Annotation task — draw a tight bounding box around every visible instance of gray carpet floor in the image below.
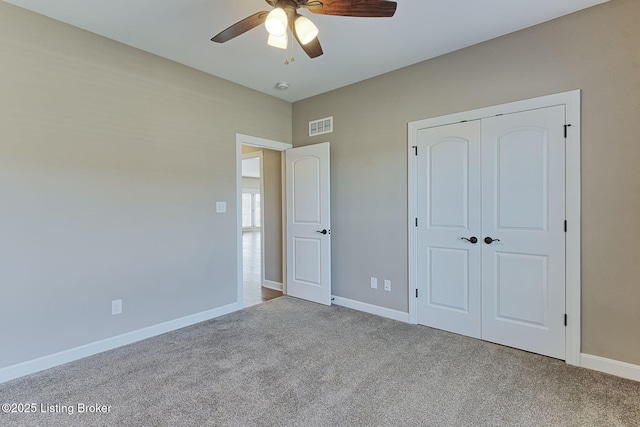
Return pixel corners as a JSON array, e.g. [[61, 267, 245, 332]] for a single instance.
[[1, 296, 639, 426]]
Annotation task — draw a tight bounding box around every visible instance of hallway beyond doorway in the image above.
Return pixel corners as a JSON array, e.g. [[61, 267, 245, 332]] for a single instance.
[[243, 231, 281, 307]]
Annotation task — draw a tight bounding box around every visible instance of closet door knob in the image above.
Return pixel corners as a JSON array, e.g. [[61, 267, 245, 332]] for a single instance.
[[461, 237, 478, 244], [484, 237, 500, 244]]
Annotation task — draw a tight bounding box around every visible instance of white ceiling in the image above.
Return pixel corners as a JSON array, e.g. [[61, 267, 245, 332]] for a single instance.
[[3, 0, 609, 102]]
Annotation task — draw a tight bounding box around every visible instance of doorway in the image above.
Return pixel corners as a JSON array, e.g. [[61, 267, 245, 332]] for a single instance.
[[241, 151, 272, 306], [408, 90, 582, 365], [236, 134, 292, 308]]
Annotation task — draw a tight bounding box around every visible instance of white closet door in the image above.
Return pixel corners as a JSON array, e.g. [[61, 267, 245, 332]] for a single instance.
[[415, 105, 567, 360], [481, 106, 566, 359], [416, 121, 482, 338]]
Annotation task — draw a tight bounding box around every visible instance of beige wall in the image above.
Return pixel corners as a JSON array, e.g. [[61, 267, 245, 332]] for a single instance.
[[3, 0, 639, 372], [0, 2, 291, 368], [242, 146, 283, 284], [293, 0, 640, 365]]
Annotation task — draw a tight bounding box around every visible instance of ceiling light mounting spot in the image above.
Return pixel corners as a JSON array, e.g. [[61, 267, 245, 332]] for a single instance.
[[276, 82, 290, 90]]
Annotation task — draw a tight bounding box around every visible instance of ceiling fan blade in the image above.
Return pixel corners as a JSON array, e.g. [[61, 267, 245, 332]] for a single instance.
[[290, 17, 323, 58], [299, 36, 323, 58], [306, 0, 397, 17], [211, 11, 269, 43]]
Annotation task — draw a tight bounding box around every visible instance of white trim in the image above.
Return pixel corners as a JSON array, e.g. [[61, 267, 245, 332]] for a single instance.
[[332, 296, 410, 323], [407, 90, 581, 366], [408, 91, 580, 128], [581, 354, 640, 382], [281, 152, 288, 295], [237, 133, 292, 152], [564, 91, 582, 367], [263, 280, 283, 291], [236, 134, 291, 307], [0, 302, 240, 384], [408, 140, 418, 324]]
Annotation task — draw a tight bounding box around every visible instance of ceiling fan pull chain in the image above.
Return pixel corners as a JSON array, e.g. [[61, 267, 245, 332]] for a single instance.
[[284, 29, 290, 64], [289, 29, 295, 64]]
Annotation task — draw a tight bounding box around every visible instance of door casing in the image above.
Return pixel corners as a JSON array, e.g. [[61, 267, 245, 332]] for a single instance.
[[408, 90, 581, 366]]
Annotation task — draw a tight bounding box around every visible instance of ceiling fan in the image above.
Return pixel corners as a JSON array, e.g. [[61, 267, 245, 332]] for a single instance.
[[211, 0, 398, 59]]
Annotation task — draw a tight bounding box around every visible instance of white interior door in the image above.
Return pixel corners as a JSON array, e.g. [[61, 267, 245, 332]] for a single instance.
[[416, 105, 566, 360], [416, 121, 482, 338], [481, 106, 566, 359], [285, 142, 331, 305]]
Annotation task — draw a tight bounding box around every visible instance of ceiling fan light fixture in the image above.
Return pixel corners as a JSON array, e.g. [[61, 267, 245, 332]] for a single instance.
[[294, 15, 319, 45], [265, 7, 288, 37], [268, 32, 288, 50]]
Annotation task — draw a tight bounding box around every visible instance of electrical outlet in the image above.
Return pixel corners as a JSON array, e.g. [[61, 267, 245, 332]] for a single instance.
[[111, 299, 123, 315], [370, 277, 378, 289], [384, 280, 391, 292]]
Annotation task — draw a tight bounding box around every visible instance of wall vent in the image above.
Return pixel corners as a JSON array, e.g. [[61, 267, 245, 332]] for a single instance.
[[309, 116, 333, 137]]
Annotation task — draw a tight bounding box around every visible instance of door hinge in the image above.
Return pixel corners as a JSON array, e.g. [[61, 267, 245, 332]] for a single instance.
[[412, 145, 417, 156], [416, 289, 419, 298], [564, 124, 572, 138], [415, 218, 418, 227], [564, 220, 567, 232], [564, 314, 568, 326]]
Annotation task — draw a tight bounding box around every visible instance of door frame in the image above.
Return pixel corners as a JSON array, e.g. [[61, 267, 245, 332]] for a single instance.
[[236, 134, 292, 306], [407, 90, 581, 366]]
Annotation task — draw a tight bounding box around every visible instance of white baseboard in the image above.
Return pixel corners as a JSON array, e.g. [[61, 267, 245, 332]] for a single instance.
[[263, 280, 283, 291], [332, 296, 409, 323], [581, 353, 640, 382], [10, 300, 637, 386], [0, 302, 241, 385], [329, 299, 640, 383]]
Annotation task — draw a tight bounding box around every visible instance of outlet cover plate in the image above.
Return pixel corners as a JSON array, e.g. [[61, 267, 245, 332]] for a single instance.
[[112, 299, 123, 315]]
